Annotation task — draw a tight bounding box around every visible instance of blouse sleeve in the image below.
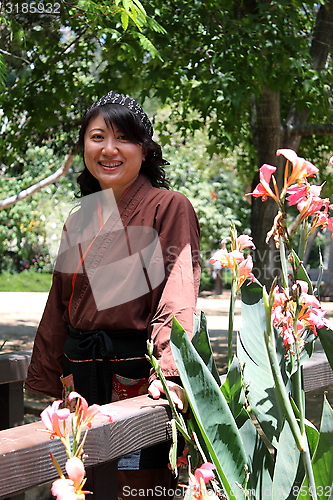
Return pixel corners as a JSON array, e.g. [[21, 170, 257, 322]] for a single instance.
[[24, 271, 68, 399], [148, 192, 201, 382]]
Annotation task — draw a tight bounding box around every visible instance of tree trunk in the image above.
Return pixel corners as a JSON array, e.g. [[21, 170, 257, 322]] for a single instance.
[[250, 0, 333, 288], [251, 87, 283, 288]]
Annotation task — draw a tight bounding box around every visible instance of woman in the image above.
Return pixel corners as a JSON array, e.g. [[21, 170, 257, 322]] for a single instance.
[[25, 90, 201, 498]]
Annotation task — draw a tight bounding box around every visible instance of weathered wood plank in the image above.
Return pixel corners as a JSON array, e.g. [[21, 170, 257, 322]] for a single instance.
[[0, 395, 172, 498], [219, 350, 333, 393], [303, 351, 333, 393], [0, 351, 32, 384]]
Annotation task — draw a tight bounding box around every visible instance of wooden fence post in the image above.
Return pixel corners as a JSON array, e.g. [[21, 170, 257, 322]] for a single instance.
[[86, 461, 119, 500]]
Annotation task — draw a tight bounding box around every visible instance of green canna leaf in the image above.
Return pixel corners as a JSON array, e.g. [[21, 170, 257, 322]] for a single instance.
[[297, 396, 333, 500], [238, 282, 291, 448], [221, 355, 245, 419], [171, 317, 248, 500], [317, 326, 333, 373], [192, 311, 221, 386], [272, 419, 300, 500]]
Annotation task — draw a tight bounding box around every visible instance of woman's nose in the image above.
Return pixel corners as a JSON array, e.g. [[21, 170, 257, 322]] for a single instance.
[[102, 138, 118, 155]]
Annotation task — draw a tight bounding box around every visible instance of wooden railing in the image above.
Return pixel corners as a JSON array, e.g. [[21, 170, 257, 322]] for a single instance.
[[0, 393, 172, 500], [0, 349, 332, 499]]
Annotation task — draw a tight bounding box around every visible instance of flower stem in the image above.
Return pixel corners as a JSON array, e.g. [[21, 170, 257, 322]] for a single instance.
[[279, 236, 288, 289], [228, 279, 236, 368], [263, 288, 318, 499], [146, 340, 192, 442], [298, 220, 308, 262]]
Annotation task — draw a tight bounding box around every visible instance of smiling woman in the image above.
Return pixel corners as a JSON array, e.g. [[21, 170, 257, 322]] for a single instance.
[[25, 90, 201, 499]]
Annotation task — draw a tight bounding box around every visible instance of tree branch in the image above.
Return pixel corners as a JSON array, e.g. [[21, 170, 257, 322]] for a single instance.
[[284, 122, 333, 137], [0, 154, 75, 210], [0, 48, 31, 65]]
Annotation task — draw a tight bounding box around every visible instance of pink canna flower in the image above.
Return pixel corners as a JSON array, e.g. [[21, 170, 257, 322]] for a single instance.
[[40, 401, 70, 440], [276, 149, 319, 186], [282, 325, 297, 350], [286, 184, 309, 206], [51, 478, 90, 500], [246, 164, 279, 202], [68, 392, 104, 428], [66, 457, 86, 491], [300, 308, 328, 335], [294, 185, 330, 226], [51, 458, 92, 499], [194, 462, 216, 484], [236, 234, 256, 250], [328, 156, 333, 167], [210, 248, 244, 271], [51, 478, 81, 500], [184, 462, 216, 499], [98, 405, 115, 422], [271, 281, 330, 351], [276, 148, 298, 165]]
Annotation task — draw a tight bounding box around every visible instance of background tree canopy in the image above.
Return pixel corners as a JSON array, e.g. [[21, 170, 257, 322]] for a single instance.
[[1, 0, 333, 286]]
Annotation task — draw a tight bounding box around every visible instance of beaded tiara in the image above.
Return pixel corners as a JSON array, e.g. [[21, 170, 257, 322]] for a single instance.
[[87, 90, 153, 137]]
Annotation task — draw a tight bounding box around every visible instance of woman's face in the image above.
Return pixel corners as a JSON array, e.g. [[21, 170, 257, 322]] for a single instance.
[[84, 113, 145, 199]]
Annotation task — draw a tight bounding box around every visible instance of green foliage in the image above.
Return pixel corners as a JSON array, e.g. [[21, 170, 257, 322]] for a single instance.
[[144, 5, 325, 129], [0, 146, 77, 273], [0, 0, 164, 168], [162, 124, 251, 259]]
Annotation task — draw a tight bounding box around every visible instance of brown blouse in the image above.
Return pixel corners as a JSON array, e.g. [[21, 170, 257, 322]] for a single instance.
[[25, 175, 201, 398]]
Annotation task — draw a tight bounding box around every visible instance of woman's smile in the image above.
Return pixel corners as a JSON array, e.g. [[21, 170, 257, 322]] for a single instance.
[[99, 161, 123, 169]]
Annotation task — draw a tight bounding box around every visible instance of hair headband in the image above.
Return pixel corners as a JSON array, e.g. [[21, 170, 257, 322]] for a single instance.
[[87, 90, 153, 138]]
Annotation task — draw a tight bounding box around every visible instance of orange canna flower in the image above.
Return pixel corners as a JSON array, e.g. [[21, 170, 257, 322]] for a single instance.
[[238, 255, 255, 290], [276, 148, 318, 186]]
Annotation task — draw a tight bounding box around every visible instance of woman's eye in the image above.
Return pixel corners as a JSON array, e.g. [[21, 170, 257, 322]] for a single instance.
[[117, 134, 128, 141]]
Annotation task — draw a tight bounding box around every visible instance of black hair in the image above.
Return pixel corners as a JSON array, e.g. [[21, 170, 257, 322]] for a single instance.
[[76, 103, 169, 197]]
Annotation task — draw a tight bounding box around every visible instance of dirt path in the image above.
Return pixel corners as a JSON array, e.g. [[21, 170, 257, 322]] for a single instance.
[[1, 291, 333, 371]]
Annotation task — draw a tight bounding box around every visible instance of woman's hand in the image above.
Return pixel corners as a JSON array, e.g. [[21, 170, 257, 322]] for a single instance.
[[148, 380, 188, 412]]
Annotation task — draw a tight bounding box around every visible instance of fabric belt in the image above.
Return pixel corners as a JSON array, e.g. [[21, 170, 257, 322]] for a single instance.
[[64, 325, 148, 404]]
